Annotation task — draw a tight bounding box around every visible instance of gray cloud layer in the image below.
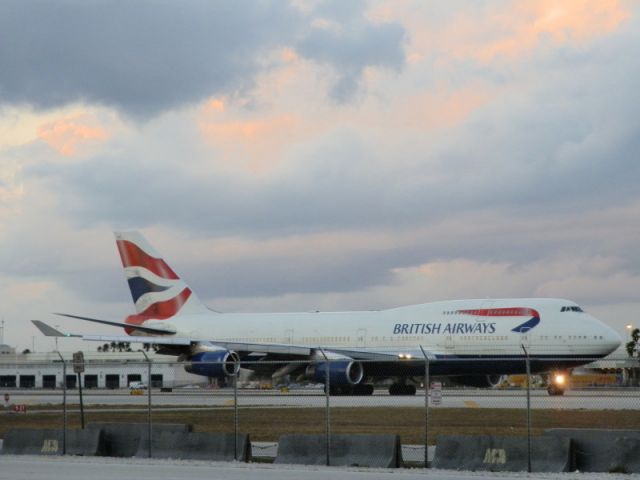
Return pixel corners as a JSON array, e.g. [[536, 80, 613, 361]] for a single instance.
[[0, 1, 405, 116], [0, 1, 299, 117]]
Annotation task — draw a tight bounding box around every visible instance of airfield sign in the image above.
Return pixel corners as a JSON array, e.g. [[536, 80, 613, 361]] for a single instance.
[[431, 381, 442, 406], [72, 351, 85, 374]]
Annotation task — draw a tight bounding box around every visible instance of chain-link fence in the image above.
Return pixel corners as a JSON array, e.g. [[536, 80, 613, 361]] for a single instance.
[[1, 354, 639, 467]]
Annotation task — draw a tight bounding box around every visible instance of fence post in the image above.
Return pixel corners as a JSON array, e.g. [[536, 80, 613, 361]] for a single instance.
[[56, 351, 66, 455], [77, 372, 85, 429], [139, 350, 152, 458], [234, 364, 239, 461], [319, 349, 330, 466], [521, 344, 532, 473], [419, 346, 430, 468]]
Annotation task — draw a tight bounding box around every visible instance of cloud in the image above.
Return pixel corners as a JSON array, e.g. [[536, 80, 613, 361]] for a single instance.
[[0, 1, 407, 117], [473, 0, 631, 62], [0, 160, 23, 204], [296, 1, 406, 102], [197, 109, 300, 174], [0, 1, 300, 118], [37, 117, 108, 156]]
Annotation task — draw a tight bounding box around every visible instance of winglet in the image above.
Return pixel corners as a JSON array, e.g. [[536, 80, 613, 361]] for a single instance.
[[31, 320, 79, 337]]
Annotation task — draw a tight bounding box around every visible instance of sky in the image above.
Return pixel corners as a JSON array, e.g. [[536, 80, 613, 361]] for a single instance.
[[1, 0, 639, 353]]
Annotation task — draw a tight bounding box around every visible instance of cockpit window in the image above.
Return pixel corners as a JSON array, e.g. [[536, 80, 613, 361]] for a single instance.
[[561, 306, 584, 312]]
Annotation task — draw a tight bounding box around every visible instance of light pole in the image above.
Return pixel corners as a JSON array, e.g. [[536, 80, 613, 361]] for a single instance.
[[55, 351, 66, 455], [521, 344, 532, 473], [139, 349, 152, 458], [419, 345, 430, 468]]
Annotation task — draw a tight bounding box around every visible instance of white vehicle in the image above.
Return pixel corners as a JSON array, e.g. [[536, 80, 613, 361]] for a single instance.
[[128, 381, 147, 390], [34, 231, 621, 396]]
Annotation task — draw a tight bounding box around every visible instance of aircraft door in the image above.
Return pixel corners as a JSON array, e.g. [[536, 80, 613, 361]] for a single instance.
[[520, 326, 532, 352], [445, 334, 454, 351], [356, 328, 367, 347], [284, 329, 293, 345]]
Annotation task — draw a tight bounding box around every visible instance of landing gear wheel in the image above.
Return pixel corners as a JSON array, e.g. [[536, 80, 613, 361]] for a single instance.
[[389, 384, 417, 396], [327, 385, 351, 395], [353, 384, 374, 396], [547, 385, 565, 396]]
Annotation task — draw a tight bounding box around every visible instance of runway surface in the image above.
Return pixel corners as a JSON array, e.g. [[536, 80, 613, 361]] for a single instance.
[[1, 456, 638, 480], [5, 388, 640, 410]]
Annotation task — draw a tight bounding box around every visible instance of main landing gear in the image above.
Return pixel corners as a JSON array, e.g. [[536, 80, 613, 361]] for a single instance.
[[388, 383, 417, 396], [325, 384, 374, 396]]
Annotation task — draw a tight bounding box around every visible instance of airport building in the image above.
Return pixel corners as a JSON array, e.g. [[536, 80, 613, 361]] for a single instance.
[[0, 348, 204, 389]]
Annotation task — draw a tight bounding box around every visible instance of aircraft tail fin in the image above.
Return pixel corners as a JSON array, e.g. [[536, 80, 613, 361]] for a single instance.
[[114, 231, 208, 317]]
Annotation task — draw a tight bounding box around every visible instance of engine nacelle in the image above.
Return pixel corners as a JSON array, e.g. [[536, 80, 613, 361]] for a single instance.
[[306, 360, 364, 386], [184, 350, 240, 379], [452, 374, 504, 388]]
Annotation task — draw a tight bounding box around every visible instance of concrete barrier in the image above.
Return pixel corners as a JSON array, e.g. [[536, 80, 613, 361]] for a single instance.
[[135, 431, 251, 462], [87, 422, 191, 457], [544, 428, 640, 473], [275, 434, 402, 468], [432, 435, 572, 472], [1, 428, 104, 456]]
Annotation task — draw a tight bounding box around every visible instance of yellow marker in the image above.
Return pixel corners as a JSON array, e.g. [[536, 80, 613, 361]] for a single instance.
[[463, 400, 479, 408], [224, 399, 235, 406]]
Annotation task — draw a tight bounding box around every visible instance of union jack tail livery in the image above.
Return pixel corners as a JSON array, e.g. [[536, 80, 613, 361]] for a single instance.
[[114, 231, 208, 318]]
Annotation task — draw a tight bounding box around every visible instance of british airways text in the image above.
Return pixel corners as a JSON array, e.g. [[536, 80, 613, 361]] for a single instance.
[[393, 322, 496, 335]]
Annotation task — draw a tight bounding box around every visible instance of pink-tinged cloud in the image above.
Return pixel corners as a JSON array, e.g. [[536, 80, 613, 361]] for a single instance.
[[398, 84, 494, 130], [37, 117, 108, 156], [202, 97, 225, 114], [369, 0, 630, 65], [472, 0, 631, 62], [198, 113, 300, 174], [199, 85, 325, 174]]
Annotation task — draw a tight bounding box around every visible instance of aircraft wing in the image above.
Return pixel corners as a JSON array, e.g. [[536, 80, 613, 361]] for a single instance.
[[53, 313, 175, 335], [31, 320, 186, 344], [33, 319, 431, 359], [82, 334, 192, 345]]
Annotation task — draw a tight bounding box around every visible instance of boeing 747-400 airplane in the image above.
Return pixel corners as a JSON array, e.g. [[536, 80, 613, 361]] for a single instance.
[[33, 232, 621, 395]]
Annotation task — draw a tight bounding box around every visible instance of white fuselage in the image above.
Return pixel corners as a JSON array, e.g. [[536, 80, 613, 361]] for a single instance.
[[147, 297, 621, 359]]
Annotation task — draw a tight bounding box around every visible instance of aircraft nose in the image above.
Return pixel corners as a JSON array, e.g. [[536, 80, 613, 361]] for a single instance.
[[601, 322, 622, 353]]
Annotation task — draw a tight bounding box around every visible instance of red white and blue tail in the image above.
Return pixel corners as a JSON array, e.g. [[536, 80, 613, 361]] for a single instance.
[[114, 231, 208, 318]]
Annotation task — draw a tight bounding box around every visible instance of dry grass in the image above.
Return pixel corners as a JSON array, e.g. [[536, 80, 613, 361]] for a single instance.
[[3, 406, 640, 444]]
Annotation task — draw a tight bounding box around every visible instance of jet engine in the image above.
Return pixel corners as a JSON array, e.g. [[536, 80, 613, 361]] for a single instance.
[[451, 374, 504, 388], [305, 359, 364, 387], [184, 349, 240, 379]]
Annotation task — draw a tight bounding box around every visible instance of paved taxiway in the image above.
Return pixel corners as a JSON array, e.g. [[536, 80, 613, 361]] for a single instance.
[[6, 388, 640, 410], [2, 456, 639, 480]]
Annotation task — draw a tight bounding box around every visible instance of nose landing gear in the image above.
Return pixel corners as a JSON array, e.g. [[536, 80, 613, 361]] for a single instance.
[[547, 372, 567, 396]]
